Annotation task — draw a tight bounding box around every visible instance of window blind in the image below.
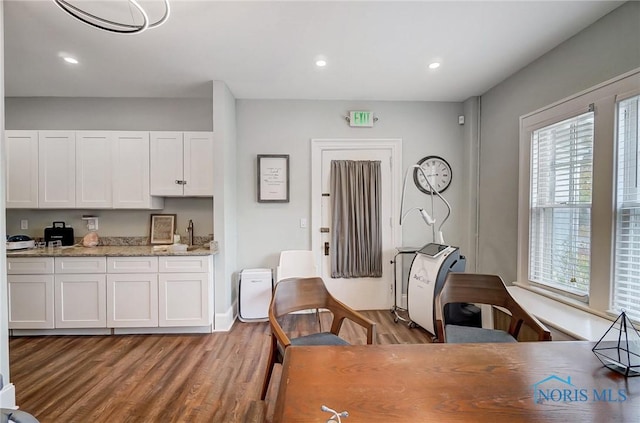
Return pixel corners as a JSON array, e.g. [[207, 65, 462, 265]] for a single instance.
[[614, 95, 640, 321], [529, 111, 594, 296]]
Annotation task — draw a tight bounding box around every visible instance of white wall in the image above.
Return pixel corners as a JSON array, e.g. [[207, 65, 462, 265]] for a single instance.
[[212, 81, 238, 328], [478, 1, 640, 282], [0, 0, 15, 407], [235, 100, 469, 283]]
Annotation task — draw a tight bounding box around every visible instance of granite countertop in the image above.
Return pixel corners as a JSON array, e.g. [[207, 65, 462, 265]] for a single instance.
[[6, 242, 218, 258]]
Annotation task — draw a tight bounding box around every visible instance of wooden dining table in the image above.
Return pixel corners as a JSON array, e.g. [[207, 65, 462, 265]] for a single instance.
[[273, 341, 639, 422]]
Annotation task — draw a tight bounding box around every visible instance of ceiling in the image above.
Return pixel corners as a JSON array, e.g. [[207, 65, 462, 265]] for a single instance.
[[3, 0, 624, 101]]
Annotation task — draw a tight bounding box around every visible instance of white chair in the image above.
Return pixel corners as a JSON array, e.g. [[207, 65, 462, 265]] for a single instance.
[[276, 250, 319, 282]]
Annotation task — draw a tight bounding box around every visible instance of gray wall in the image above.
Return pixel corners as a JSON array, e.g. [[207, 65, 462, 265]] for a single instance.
[[235, 100, 469, 272], [478, 1, 640, 282], [5, 97, 213, 131]]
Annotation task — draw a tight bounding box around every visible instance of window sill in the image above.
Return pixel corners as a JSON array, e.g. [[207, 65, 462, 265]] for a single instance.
[[508, 284, 616, 341]]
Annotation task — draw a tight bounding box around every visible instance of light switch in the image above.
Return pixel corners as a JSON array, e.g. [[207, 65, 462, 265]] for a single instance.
[[20, 219, 28, 230], [300, 218, 308, 228]]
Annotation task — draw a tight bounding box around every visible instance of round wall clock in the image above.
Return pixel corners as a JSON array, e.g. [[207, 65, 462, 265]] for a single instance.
[[413, 155, 452, 194]]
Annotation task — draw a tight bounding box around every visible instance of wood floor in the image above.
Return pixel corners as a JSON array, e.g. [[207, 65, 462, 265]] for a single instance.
[[9, 310, 432, 422]]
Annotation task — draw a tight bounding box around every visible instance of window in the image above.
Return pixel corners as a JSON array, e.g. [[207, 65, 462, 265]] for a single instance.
[[613, 95, 640, 322], [518, 70, 640, 323], [529, 112, 593, 297]]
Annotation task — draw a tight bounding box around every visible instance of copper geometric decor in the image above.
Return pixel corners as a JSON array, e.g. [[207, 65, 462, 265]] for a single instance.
[[592, 311, 640, 377]]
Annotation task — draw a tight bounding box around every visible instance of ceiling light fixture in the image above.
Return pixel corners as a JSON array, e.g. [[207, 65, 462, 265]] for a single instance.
[[429, 62, 441, 70], [63, 56, 79, 64], [316, 59, 327, 67], [53, 0, 170, 35]]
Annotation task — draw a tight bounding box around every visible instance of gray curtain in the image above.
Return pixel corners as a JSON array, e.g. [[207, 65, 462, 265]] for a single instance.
[[330, 160, 382, 278]]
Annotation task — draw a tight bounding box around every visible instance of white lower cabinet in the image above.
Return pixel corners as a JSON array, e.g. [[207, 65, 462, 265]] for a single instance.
[[7, 255, 213, 332], [7, 274, 55, 329], [158, 256, 211, 327], [159, 273, 209, 326], [107, 274, 159, 327], [107, 256, 159, 328], [55, 273, 107, 328]]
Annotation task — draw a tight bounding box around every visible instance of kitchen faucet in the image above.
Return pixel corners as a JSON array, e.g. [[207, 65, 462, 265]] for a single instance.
[[187, 219, 194, 246]]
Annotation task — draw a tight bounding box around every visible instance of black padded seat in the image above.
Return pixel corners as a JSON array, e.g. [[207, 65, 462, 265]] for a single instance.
[[445, 324, 517, 343], [290, 332, 351, 346]]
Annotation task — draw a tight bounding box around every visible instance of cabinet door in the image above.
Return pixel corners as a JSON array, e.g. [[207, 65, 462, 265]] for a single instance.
[[183, 132, 214, 196], [107, 274, 158, 327], [158, 273, 210, 326], [112, 132, 164, 209], [38, 131, 76, 208], [150, 131, 184, 196], [76, 131, 113, 208], [54, 274, 107, 328], [5, 130, 39, 208], [8, 275, 55, 329]]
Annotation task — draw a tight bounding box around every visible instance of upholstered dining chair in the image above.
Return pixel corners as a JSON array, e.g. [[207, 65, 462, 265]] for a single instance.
[[276, 250, 318, 282], [435, 273, 551, 343], [260, 276, 376, 400]]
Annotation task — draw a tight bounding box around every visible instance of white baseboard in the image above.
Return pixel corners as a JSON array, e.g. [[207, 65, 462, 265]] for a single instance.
[[113, 326, 213, 335], [214, 300, 237, 332]]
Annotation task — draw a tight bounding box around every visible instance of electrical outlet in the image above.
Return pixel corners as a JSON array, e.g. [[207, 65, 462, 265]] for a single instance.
[[20, 219, 28, 230]]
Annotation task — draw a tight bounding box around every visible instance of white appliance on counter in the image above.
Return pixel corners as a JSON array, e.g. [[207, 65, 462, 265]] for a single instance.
[[6, 235, 35, 250]]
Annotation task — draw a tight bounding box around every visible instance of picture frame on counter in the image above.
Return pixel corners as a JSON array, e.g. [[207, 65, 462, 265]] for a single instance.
[[150, 214, 176, 244], [257, 154, 290, 203]]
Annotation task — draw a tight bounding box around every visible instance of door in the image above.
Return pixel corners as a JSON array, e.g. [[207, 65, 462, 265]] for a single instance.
[[5, 130, 39, 208], [39, 131, 76, 208], [76, 131, 113, 208], [312, 139, 402, 310], [183, 132, 214, 196], [107, 274, 159, 328], [54, 274, 107, 328], [150, 131, 184, 196]]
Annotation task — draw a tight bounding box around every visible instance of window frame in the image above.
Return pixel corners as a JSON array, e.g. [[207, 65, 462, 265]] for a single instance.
[[517, 69, 640, 320]]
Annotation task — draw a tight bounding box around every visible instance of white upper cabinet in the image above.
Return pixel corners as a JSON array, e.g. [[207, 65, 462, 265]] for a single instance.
[[38, 131, 76, 208], [5, 130, 39, 208], [184, 132, 215, 196], [150, 131, 213, 196], [76, 131, 113, 208], [150, 131, 184, 196], [112, 132, 164, 209]]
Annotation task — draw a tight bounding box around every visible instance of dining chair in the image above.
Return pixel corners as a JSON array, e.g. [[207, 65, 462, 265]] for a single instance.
[[260, 276, 376, 400], [435, 273, 551, 343], [276, 250, 319, 282]]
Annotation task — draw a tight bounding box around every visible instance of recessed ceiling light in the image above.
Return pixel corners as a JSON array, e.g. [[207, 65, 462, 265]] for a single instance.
[[316, 59, 327, 67], [429, 62, 441, 70], [63, 57, 79, 64]]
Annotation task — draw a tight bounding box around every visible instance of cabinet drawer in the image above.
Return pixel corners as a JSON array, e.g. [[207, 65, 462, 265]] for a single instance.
[[159, 256, 209, 273], [7, 257, 54, 274], [55, 257, 107, 274], [107, 257, 158, 273]]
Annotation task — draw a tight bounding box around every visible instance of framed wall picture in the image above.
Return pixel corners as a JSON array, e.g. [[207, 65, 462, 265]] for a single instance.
[[257, 154, 290, 202], [149, 214, 176, 244]]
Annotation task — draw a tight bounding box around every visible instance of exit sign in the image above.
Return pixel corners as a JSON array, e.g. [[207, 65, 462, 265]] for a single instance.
[[349, 111, 375, 127]]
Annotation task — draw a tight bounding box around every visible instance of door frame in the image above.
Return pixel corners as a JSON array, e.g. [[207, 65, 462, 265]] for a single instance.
[[311, 138, 403, 308]]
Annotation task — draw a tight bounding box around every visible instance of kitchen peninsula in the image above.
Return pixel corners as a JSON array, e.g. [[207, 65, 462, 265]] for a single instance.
[[6, 242, 218, 336]]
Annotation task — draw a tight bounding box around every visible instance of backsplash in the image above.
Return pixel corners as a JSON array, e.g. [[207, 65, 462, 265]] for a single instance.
[[92, 236, 212, 246]]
